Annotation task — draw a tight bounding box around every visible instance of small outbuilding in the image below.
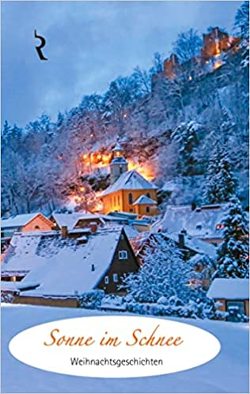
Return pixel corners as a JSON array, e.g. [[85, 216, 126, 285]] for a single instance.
[[207, 278, 249, 317]]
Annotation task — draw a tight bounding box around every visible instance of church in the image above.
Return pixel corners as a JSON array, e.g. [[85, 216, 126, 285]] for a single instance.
[[100, 143, 158, 216]]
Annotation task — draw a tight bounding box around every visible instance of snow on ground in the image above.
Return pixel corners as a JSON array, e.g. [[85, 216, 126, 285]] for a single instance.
[[1, 305, 249, 393]]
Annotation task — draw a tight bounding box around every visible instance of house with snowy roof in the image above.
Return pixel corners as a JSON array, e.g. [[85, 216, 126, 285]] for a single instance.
[[153, 204, 230, 245], [207, 278, 249, 318], [51, 212, 105, 231], [100, 143, 158, 216], [1, 213, 54, 238], [1, 226, 139, 307], [51, 211, 145, 238], [1, 213, 54, 253], [133, 230, 217, 264]]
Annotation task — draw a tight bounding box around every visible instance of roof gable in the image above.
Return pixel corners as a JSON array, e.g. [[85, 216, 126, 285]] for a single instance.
[[52, 212, 104, 230], [133, 195, 157, 205], [1, 213, 51, 229], [101, 170, 157, 196]]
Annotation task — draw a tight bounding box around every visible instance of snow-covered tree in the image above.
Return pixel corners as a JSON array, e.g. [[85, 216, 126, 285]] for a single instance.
[[214, 197, 249, 278], [151, 52, 164, 74], [171, 121, 200, 175], [172, 28, 202, 63], [122, 236, 193, 303], [203, 144, 236, 204], [234, 1, 249, 40], [132, 66, 151, 95]]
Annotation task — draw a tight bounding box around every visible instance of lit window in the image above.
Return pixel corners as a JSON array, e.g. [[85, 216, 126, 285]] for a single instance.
[[113, 273, 118, 282], [104, 276, 109, 284], [118, 250, 128, 260], [227, 301, 245, 315]]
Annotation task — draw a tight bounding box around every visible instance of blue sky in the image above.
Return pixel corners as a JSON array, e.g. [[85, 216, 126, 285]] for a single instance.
[[2, 1, 240, 127]]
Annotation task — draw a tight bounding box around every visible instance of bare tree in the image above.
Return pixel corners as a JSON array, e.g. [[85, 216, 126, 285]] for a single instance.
[[172, 28, 202, 63]]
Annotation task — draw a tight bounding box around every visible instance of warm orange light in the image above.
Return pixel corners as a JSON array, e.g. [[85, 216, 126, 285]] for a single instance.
[[213, 59, 223, 70], [79, 150, 155, 181], [128, 160, 155, 181]]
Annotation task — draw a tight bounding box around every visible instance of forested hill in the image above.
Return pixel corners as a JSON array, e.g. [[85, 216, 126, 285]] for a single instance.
[[2, 2, 249, 216]]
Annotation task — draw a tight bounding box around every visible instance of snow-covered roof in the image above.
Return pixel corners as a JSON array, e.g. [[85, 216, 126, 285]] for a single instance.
[[1, 227, 126, 296], [112, 142, 123, 152], [133, 195, 157, 206], [162, 180, 180, 192], [1, 281, 39, 292], [20, 228, 124, 296], [164, 232, 217, 259], [207, 279, 249, 300], [1, 213, 48, 229], [1, 233, 53, 274], [52, 212, 104, 230], [123, 225, 139, 240], [101, 170, 157, 197], [108, 211, 138, 219], [154, 204, 228, 239]]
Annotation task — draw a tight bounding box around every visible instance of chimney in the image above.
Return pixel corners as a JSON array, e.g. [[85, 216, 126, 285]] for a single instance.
[[178, 229, 186, 249], [61, 225, 68, 238], [89, 222, 98, 234]]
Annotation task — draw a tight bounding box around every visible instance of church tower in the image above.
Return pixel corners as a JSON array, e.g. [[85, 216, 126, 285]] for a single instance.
[[110, 142, 128, 184]]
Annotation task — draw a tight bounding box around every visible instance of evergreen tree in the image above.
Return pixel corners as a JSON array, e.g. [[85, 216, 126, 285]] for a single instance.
[[171, 121, 200, 175], [215, 197, 249, 278], [203, 144, 236, 203], [122, 236, 192, 303]]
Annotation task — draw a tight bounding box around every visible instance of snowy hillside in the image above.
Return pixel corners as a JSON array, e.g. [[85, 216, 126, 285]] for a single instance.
[[1, 3, 249, 215], [1, 305, 249, 393]]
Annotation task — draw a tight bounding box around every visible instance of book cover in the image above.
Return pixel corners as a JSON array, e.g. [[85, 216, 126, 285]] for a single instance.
[[1, 1, 249, 393]]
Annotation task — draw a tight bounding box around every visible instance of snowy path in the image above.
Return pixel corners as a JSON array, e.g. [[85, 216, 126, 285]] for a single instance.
[[1, 305, 249, 393]]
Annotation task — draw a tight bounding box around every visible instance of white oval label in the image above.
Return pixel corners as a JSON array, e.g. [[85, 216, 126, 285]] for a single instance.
[[9, 316, 220, 378]]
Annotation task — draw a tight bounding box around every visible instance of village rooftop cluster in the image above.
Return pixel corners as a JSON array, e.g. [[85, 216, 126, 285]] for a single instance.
[[1, 142, 248, 319]]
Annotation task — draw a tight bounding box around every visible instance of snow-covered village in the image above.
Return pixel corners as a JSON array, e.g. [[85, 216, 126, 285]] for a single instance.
[[1, 1, 249, 393]]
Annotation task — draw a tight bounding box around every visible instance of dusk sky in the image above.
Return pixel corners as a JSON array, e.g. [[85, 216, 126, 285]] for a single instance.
[[2, 1, 240, 127]]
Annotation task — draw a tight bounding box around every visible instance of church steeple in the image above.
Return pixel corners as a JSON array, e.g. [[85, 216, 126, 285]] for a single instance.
[[110, 142, 128, 184]]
